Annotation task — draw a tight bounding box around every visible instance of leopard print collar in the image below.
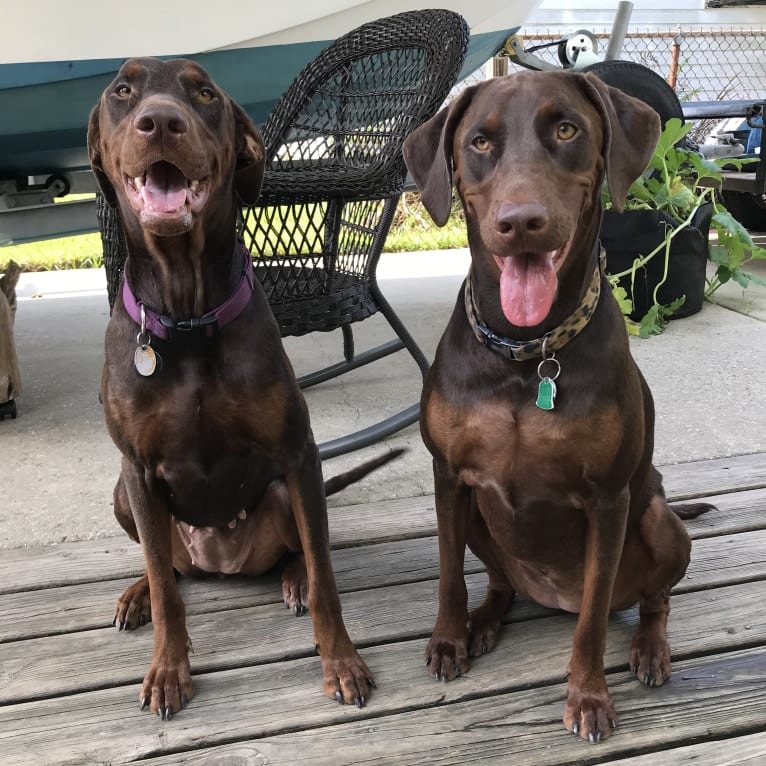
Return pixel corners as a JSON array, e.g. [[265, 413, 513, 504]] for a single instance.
[[464, 248, 605, 362]]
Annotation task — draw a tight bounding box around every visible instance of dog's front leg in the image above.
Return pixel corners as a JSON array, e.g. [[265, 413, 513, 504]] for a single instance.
[[564, 487, 629, 743], [426, 460, 471, 681], [283, 442, 373, 707], [121, 457, 192, 719]]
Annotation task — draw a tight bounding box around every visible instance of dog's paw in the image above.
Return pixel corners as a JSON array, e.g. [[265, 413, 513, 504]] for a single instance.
[[467, 615, 501, 658], [321, 651, 374, 708], [467, 589, 512, 657], [630, 630, 671, 687], [563, 678, 618, 743], [114, 575, 152, 630], [425, 634, 470, 681], [140, 654, 193, 720], [281, 554, 309, 616]]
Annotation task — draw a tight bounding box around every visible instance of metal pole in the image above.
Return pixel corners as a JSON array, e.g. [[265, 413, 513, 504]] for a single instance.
[[668, 28, 682, 90], [605, 1, 634, 60]]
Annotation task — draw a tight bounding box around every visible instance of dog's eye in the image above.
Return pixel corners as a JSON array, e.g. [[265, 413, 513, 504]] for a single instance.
[[471, 136, 490, 152], [557, 122, 578, 140], [197, 87, 216, 104], [115, 84, 132, 99]]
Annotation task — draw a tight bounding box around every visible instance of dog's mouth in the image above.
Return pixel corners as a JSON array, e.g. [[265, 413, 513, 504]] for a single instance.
[[124, 161, 210, 234], [493, 242, 571, 328]]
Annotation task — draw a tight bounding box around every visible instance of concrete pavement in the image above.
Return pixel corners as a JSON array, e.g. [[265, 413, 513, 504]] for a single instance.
[[2, 250, 765, 549]]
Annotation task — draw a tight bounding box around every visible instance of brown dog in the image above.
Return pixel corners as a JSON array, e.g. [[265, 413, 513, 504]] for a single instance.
[[403, 70, 712, 743], [88, 57, 380, 719]]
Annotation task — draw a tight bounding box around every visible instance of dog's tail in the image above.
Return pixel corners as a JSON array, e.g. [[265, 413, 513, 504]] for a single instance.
[[671, 501, 716, 520], [324, 448, 406, 498]]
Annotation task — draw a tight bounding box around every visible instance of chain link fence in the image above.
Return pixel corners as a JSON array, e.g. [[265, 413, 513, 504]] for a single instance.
[[389, 26, 766, 253], [504, 27, 766, 103]]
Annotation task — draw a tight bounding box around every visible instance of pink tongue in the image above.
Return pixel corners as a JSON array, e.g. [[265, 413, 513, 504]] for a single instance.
[[499, 253, 558, 327], [141, 163, 188, 213]]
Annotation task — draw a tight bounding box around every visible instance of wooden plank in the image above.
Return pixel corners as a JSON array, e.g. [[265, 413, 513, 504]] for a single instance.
[[659, 451, 766, 500], [0, 495, 438, 595], [0, 540, 481, 643], [328, 493, 436, 547], [678, 528, 766, 593], [0, 449, 763, 596], [0, 569, 763, 711], [601, 731, 766, 764], [135, 649, 766, 766], [2, 473, 765, 597], [684, 486, 766, 540], [0, 573, 275, 643], [2, 522, 764, 644], [0, 572, 530, 705], [0, 538, 145, 595], [2, 577, 764, 766], [5, 644, 760, 765]]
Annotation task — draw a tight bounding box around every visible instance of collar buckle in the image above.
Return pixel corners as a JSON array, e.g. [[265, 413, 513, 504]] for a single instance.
[[158, 314, 219, 342], [477, 322, 529, 362]]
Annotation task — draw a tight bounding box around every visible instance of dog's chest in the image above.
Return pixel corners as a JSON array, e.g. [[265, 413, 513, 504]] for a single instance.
[[425, 388, 625, 500], [106, 365, 280, 526]]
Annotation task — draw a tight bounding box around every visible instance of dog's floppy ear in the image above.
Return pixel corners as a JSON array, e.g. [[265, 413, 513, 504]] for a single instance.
[[580, 72, 661, 212], [231, 100, 266, 205], [87, 102, 119, 208], [403, 85, 478, 226]]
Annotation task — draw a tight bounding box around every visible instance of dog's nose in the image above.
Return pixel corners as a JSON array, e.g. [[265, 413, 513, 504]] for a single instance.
[[494, 202, 549, 239], [133, 103, 189, 139]]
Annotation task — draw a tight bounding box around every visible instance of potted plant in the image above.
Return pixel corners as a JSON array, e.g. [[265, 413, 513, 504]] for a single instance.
[[601, 118, 766, 336]]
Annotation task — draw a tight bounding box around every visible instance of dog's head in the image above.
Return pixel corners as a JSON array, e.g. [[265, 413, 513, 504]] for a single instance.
[[88, 58, 265, 238], [403, 70, 660, 327]]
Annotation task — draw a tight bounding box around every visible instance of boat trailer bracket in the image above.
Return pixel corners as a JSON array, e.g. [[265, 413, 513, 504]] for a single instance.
[[0, 176, 71, 211]]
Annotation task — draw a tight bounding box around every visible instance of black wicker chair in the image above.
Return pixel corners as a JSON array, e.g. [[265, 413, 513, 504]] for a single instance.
[[100, 9, 469, 459], [242, 9, 469, 458]]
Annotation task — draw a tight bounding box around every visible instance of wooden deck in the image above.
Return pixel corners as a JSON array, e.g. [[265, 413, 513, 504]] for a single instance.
[[1, 452, 766, 765]]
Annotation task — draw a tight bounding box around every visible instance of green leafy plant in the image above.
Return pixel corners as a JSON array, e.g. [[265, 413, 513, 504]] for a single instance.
[[602, 118, 766, 336]]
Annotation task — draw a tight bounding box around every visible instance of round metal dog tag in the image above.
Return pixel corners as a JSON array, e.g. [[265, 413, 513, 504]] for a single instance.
[[134, 345, 159, 377]]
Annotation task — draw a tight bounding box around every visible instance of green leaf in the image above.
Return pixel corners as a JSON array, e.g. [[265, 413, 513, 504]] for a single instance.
[[627, 177, 654, 202], [698, 157, 725, 176], [611, 284, 633, 316], [732, 269, 751, 288], [639, 305, 664, 338], [653, 185, 671, 209], [653, 118, 691, 162], [637, 296, 685, 338], [713, 210, 755, 251], [708, 244, 730, 265], [714, 156, 759, 171], [683, 150, 723, 180], [716, 265, 732, 285], [664, 296, 687, 314], [666, 178, 696, 213]]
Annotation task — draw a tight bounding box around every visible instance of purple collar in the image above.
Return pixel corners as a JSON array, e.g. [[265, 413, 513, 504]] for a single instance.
[[121, 245, 254, 342]]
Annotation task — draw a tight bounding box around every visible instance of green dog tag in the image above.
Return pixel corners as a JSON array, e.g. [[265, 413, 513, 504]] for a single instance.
[[536, 377, 557, 411]]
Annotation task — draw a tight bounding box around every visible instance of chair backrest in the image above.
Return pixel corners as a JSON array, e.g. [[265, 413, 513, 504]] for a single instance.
[[258, 9, 470, 203], [239, 10, 469, 335]]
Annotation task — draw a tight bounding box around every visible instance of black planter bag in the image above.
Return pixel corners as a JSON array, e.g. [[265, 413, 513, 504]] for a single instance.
[[601, 203, 712, 321]]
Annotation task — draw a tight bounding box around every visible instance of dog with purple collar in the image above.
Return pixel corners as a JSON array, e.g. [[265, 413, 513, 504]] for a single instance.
[[88, 57, 382, 719]]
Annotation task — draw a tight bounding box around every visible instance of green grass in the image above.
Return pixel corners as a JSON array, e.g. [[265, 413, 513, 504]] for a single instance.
[[2, 232, 104, 271], [386, 192, 467, 252], [1, 192, 466, 272], [385, 221, 467, 252]]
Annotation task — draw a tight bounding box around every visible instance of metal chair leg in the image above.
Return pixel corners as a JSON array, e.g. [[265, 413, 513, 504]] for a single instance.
[[314, 280, 430, 459]]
